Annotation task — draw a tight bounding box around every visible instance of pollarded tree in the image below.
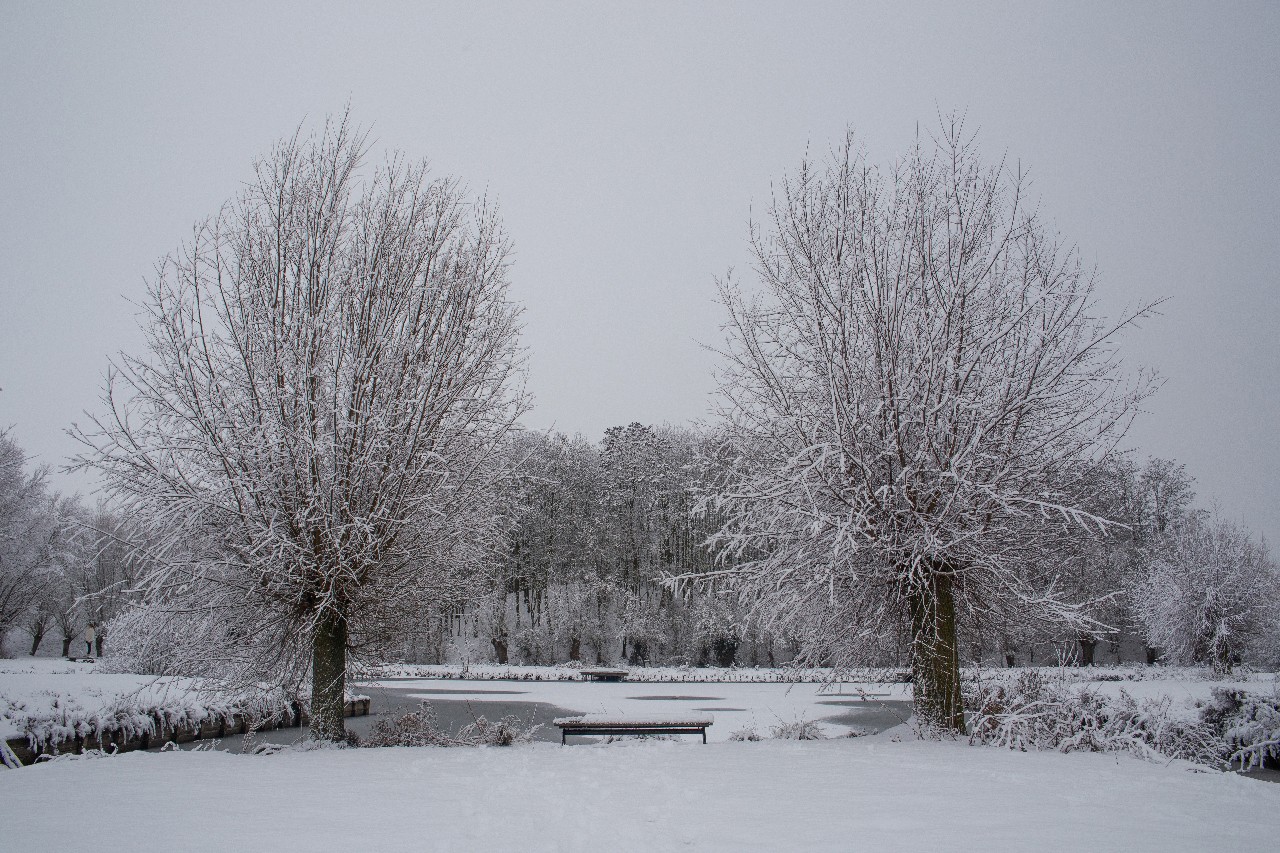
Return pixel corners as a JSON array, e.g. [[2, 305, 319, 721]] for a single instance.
[[74, 115, 526, 739], [705, 120, 1157, 731]]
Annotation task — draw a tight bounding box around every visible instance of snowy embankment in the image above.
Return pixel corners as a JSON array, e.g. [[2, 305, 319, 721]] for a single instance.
[[0, 658, 368, 763], [2, 734, 1277, 852], [365, 662, 852, 682], [366, 660, 1275, 688]]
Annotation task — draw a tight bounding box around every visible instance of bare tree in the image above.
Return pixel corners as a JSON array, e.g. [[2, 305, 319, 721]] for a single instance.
[[74, 115, 526, 739], [703, 119, 1157, 731]]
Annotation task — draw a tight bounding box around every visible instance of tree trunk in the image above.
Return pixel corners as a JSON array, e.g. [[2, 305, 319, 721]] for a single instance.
[[1145, 645, 1159, 666], [94, 634, 104, 658], [1212, 636, 1233, 676], [29, 626, 46, 656], [569, 634, 581, 662], [310, 606, 348, 742], [907, 567, 965, 733], [1078, 638, 1096, 666], [491, 636, 508, 665], [61, 636, 72, 657]]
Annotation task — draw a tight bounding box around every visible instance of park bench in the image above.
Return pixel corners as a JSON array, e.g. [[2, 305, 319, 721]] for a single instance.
[[553, 714, 713, 744], [579, 667, 629, 682]]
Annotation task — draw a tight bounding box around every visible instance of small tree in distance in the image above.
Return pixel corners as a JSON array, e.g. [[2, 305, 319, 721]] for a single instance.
[[702, 118, 1159, 732], [74, 115, 526, 740], [1136, 510, 1278, 673]]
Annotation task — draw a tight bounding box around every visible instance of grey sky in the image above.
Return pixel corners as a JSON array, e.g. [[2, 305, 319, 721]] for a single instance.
[[1, 2, 1277, 544]]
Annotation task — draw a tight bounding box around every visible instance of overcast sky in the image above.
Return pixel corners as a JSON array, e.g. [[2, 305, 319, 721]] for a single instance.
[[1, 1, 1277, 544]]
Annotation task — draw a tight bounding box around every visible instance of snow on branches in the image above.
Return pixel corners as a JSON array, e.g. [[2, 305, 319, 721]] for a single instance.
[[701, 117, 1160, 731], [1135, 511, 1279, 674], [72, 114, 527, 739]]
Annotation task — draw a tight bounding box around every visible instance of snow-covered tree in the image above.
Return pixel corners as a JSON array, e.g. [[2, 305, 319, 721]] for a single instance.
[[703, 120, 1157, 731], [1136, 512, 1279, 673], [73, 115, 526, 739], [0, 430, 59, 655], [1111, 457, 1196, 662]]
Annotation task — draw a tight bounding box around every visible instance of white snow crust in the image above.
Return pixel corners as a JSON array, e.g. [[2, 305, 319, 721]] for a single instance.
[[1, 733, 1276, 851]]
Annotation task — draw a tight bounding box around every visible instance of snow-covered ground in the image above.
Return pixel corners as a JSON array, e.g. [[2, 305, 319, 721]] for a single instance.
[[2, 731, 1277, 852], [4, 659, 1280, 850]]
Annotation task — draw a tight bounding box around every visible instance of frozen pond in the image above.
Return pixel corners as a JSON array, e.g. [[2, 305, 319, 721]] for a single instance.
[[206, 679, 911, 752], [358, 678, 913, 743]]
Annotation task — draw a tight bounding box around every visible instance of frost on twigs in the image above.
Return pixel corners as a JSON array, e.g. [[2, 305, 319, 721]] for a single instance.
[[694, 114, 1161, 735], [69, 111, 528, 740], [769, 719, 826, 741], [966, 670, 1223, 767], [1202, 687, 1280, 771]]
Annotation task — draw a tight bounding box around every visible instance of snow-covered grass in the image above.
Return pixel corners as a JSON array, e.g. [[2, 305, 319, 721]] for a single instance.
[[4, 659, 1279, 849], [2, 732, 1277, 852]]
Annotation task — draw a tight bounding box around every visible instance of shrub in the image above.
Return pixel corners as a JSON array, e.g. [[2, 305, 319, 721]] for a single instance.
[[769, 719, 826, 740], [1202, 687, 1280, 770], [361, 702, 537, 748], [967, 670, 1222, 766]]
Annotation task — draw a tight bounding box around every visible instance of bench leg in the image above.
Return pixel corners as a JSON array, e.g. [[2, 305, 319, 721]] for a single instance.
[[702, 729, 706, 744], [562, 730, 566, 745]]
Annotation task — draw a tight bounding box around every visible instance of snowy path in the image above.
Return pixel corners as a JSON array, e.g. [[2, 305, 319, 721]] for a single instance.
[[2, 734, 1276, 852]]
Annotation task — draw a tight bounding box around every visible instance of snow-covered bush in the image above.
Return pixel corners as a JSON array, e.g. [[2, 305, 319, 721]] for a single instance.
[[360, 703, 455, 747], [456, 715, 539, 746], [1201, 687, 1280, 770], [360, 702, 537, 748], [967, 670, 1222, 766], [728, 725, 762, 741], [769, 719, 825, 740]]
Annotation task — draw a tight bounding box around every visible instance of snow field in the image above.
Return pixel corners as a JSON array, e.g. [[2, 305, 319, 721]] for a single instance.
[[1, 733, 1277, 852]]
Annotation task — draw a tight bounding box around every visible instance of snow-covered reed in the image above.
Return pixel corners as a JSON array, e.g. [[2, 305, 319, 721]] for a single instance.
[[967, 669, 1280, 770]]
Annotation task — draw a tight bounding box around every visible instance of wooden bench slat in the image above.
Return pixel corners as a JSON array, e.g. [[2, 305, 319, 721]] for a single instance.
[[554, 715, 713, 744]]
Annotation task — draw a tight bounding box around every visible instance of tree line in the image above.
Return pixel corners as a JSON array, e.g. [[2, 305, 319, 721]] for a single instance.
[[0, 429, 145, 659]]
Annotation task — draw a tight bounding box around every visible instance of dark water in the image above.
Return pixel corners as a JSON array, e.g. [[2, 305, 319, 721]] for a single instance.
[[816, 699, 914, 732]]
